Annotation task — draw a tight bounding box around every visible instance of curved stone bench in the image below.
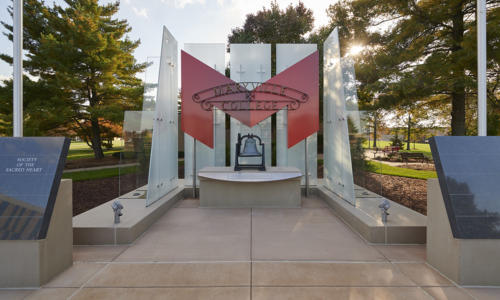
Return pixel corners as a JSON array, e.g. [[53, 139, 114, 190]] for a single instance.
[[198, 167, 302, 208]]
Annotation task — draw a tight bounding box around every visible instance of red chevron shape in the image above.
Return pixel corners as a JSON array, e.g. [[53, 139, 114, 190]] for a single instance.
[[181, 49, 319, 149]]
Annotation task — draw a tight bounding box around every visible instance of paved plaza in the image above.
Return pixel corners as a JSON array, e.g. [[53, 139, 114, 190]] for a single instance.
[[1, 196, 499, 300]]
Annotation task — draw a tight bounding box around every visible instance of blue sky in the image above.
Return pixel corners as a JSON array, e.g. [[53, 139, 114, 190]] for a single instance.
[[0, 0, 334, 82]]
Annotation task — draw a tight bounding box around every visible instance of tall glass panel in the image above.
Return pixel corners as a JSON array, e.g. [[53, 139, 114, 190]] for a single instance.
[[143, 56, 161, 111], [323, 28, 355, 205], [229, 44, 272, 167], [183, 44, 226, 185], [119, 55, 160, 196], [276, 44, 318, 185], [146, 26, 179, 206]]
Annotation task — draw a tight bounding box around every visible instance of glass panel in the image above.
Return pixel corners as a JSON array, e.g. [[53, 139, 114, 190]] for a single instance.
[[431, 136, 500, 238], [119, 111, 153, 197], [276, 44, 318, 185], [0, 137, 69, 240], [147, 26, 179, 206], [143, 56, 161, 111], [323, 28, 355, 205], [183, 44, 226, 185], [229, 44, 272, 167]]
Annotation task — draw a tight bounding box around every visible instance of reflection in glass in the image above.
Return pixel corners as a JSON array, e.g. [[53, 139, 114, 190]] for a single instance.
[[431, 136, 500, 238], [0, 137, 69, 240]]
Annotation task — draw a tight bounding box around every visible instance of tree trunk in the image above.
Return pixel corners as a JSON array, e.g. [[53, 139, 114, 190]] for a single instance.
[[451, 90, 466, 135], [373, 115, 378, 148], [450, 9, 466, 136], [90, 117, 104, 159], [407, 114, 411, 150]]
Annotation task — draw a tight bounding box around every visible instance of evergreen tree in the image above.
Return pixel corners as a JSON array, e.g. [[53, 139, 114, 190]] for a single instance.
[[316, 0, 500, 136], [1, 0, 146, 158]]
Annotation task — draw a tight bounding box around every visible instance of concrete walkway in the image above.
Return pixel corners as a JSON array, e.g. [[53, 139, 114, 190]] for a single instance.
[[2, 196, 498, 299]]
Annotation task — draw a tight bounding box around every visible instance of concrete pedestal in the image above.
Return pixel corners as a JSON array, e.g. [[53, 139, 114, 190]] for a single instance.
[[198, 167, 302, 208], [427, 179, 500, 286], [0, 179, 73, 287]]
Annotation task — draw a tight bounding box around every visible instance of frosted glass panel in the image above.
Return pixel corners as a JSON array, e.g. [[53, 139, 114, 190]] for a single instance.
[[143, 56, 160, 111], [229, 44, 272, 166], [147, 27, 179, 206], [183, 44, 226, 185], [342, 57, 362, 132], [276, 44, 317, 184], [323, 28, 355, 205]]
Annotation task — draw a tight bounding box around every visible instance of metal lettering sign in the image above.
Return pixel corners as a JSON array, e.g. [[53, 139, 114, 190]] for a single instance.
[[193, 82, 309, 111], [181, 50, 319, 148]]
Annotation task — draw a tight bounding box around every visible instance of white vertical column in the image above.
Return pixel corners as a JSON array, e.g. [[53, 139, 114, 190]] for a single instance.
[[276, 44, 317, 185], [13, 0, 23, 137], [323, 28, 355, 205], [230, 44, 272, 166], [147, 26, 178, 206], [477, 0, 487, 136], [183, 44, 226, 185]]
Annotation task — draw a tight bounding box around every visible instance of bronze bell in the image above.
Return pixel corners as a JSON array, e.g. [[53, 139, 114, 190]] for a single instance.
[[240, 136, 261, 157]]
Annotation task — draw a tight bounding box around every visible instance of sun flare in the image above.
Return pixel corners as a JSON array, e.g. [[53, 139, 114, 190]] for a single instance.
[[347, 44, 364, 56]]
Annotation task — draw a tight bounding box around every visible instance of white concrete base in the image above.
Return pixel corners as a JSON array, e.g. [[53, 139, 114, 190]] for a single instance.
[[0, 179, 73, 287], [73, 183, 183, 245], [427, 179, 500, 286], [198, 167, 302, 208], [318, 181, 426, 244]]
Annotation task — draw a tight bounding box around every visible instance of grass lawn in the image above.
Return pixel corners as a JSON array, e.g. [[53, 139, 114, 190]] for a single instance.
[[365, 161, 437, 180], [363, 140, 432, 157], [62, 166, 137, 182], [68, 141, 123, 160]]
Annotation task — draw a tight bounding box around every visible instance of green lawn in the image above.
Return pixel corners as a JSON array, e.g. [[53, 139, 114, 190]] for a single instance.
[[365, 161, 437, 180], [67, 141, 123, 160], [62, 166, 137, 182], [363, 140, 432, 157]]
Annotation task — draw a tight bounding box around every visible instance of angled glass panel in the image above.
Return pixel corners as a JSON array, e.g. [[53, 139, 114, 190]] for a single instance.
[[147, 26, 179, 206], [323, 28, 355, 205]]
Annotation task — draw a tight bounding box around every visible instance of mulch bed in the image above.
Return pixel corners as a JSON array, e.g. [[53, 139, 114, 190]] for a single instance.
[[72, 173, 147, 216], [73, 164, 426, 217], [355, 172, 427, 215]]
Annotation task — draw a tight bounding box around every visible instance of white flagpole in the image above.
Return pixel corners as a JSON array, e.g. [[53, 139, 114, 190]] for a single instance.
[[477, 0, 487, 136], [13, 0, 23, 137]]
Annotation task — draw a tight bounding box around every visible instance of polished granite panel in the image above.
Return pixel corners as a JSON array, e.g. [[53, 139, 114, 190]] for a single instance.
[[0, 137, 70, 240], [430, 136, 500, 238]]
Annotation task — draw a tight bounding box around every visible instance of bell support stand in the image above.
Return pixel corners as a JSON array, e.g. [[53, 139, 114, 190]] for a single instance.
[[192, 139, 197, 198], [234, 133, 266, 171]]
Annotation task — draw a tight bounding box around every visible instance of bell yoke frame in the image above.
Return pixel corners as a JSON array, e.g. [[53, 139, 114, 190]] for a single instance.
[[234, 133, 266, 171]]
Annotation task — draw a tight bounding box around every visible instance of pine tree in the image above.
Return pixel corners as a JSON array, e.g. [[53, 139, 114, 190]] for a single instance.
[[1, 0, 146, 158], [316, 0, 500, 136]]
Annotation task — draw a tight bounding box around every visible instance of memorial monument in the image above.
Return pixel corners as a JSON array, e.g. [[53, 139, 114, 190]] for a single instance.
[[0, 137, 72, 287], [427, 136, 500, 285]]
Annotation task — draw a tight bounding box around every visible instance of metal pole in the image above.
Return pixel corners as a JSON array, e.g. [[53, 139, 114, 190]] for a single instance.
[[13, 0, 23, 137], [477, 0, 487, 136], [192, 138, 197, 198], [304, 137, 309, 197]]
